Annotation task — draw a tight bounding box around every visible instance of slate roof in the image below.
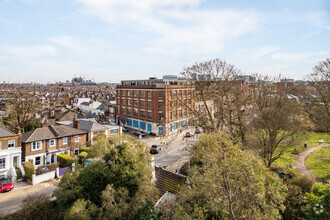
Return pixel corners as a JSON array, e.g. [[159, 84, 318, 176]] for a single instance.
[[0, 125, 15, 137], [22, 125, 87, 143], [57, 119, 108, 132], [155, 166, 186, 196]]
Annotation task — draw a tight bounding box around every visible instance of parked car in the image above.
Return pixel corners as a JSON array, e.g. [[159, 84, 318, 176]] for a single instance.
[[0, 178, 14, 193], [133, 131, 146, 137], [122, 127, 129, 132], [195, 127, 203, 134], [185, 131, 194, 137], [150, 145, 161, 154]]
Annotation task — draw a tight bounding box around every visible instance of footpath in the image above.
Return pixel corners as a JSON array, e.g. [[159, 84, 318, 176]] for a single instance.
[[293, 143, 330, 181], [0, 178, 59, 202]]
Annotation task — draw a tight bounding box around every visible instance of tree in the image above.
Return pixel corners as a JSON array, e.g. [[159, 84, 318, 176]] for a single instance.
[[7, 91, 38, 132], [304, 58, 330, 132], [304, 183, 330, 219], [181, 59, 251, 146], [53, 134, 158, 219], [249, 76, 308, 167], [168, 133, 287, 220]]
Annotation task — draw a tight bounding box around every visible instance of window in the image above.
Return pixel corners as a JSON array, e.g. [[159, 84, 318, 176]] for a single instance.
[[148, 111, 152, 120], [147, 91, 152, 98], [32, 141, 42, 151], [140, 90, 145, 97], [158, 112, 164, 121], [179, 110, 182, 117], [158, 91, 164, 98], [121, 107, 126, 115], [188, 99, 191, 105], [50, 139, 55, 147], [122, 90, 127, 96], [174, 100, 177, 107], [35, 156, 41, 166], [148, 101, 151, 108], [169, 111, 172, 120], [133, 109, 138, 117], [63, 137, 68, 145], [8, 139, 15, 148], [184, 90, 187, 95], [134, 90, 138, 97], [0, 158, 5, 169], [184, 108, 187, 116], [158, 101, 163, 109], [0, 141, 2, 150], [173, 90, 177, 96], [174, 110, 177, 118], [127, 99, 132, 106], [140, 100, 145, 108], [179, 100, 182, 106], [179, 90, 182, 96], [188, 90, 191, 95], [127, 90, 132, 96], [75, 135, 79, 142], [127, 108, 132, 116], [121, 98, 126, 105], [134, 100, 138, 107], [140, 110, 145, 118], [74, 149, 79, 155]]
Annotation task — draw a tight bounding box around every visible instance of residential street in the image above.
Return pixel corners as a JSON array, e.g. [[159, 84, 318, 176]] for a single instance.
[[0, 184, 57, 215]]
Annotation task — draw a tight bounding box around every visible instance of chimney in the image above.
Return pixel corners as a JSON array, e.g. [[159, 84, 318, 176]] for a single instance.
[[73, 115, 80, 130]]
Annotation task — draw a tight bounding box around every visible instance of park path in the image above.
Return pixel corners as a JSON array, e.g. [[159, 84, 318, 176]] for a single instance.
[[293, 143, 330, 181]]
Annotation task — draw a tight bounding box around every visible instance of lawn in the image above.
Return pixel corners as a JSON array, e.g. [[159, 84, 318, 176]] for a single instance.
[[306, 146, 330, 181], [273, 132, 330, 176]]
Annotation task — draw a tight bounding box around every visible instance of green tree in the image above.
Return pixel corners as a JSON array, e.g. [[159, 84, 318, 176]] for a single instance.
[[170, 133, 287, 220], [304, 183, 330, 219]]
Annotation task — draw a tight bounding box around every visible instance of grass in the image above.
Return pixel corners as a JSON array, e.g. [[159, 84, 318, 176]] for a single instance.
[[273, 132, 330, 176], [306, 146, 330, 181]]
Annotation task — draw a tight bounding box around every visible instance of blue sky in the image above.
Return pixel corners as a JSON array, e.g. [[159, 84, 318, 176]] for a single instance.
[[0, 0, 329, 83]]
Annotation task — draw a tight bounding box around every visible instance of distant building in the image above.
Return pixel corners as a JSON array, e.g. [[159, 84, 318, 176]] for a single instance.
[[116, 76, 195, 135]]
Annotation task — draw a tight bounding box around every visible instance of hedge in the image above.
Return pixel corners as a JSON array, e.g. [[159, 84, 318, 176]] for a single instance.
[[79, 147, 91, 153], [36, 163, 58, 175], [23, 162, 35, 181], [57, 154, 77, 168]]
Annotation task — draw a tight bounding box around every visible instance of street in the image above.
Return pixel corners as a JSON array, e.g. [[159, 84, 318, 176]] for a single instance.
[[0, 185, 57, 215]]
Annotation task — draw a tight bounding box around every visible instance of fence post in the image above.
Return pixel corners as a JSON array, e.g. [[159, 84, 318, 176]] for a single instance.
[[72, 163, 75, 172], [56, 167, 59, 179], [32, 174, 36, 185]]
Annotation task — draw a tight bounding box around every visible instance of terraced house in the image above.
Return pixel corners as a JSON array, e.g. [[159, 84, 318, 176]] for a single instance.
[[21, 125, 87, 167], [0, 125, 24, 181], [116, 75, 195, 136]]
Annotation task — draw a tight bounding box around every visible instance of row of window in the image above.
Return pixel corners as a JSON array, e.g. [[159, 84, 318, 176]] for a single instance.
[[119, 89, 194, 98], [119, 98, 192, 110], [0, 139, 15, 150], [31, 136, 80, 151]]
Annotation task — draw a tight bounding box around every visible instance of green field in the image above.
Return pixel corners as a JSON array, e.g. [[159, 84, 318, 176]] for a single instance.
[[306, 147, 330, 181], [273, 132, 330, 176]]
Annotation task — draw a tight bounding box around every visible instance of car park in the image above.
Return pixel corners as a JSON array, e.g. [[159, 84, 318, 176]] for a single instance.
[[0, 178, 14, 193], [150, 145, 161, 154]]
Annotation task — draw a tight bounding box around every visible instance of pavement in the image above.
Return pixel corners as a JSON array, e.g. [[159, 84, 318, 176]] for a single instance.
[[293, 143, 330, 181]]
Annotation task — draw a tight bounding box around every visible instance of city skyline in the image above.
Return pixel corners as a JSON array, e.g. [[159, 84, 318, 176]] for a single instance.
[[0, 0, 329, 83]]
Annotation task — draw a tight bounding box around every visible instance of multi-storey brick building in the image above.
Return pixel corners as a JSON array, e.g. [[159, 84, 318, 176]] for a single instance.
[[116, 76, 195, 135]]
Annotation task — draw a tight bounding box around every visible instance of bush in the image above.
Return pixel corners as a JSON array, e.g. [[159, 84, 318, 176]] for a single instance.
[[79, 147, 91, 153], [23, 162, 35, 181], [57, 154, 77, 168], [290, 176, 316, 193], [270, 166, 296, 181], [304, 183, 330, 219], [36, 163, 58, 175]]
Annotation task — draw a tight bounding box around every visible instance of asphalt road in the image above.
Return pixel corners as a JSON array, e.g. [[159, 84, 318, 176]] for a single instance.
[[0, 185, 57, 215]]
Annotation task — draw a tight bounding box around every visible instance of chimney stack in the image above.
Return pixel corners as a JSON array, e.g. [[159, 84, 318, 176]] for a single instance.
[[73, 115, 80, 130]]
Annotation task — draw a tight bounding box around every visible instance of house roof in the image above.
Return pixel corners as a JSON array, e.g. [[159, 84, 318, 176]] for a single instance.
[[57, 119, 108, 132], [155, 166, 186, 196], [22, 125, 87, 143], [0, 125, 16, 137]]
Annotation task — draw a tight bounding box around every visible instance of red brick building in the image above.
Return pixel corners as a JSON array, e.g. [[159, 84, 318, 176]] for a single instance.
[[116, 76, 195, 135]]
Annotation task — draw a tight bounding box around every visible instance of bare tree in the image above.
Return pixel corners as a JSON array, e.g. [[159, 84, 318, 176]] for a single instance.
[[7, 92, 38, 132], [249, 76, 308, 167], [304, 58, 330, 132], [181, 59, 251, 146]]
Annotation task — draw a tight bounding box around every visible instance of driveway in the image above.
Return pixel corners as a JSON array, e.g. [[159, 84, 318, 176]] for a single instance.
[[293, 143, 330, 181]]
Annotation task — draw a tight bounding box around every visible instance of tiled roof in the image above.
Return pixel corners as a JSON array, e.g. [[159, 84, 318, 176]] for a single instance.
[[22, 125, 87, 143], [57, 119, 108, 132], [0, 125, 15, 137], [155, 166, 186, 196]]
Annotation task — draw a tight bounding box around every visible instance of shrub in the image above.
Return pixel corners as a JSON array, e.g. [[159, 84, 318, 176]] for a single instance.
[[36, 163, 58, 175], [23, 162, 35, 181], [270, 166, 296, 181], [79, 147, 91, 153], [57, 154, 77, 168], [304, 183, 330, 219], [290, 176, 316, 193]]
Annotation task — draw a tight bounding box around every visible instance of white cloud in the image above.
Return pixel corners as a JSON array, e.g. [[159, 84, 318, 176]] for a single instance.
[[77, 0, 261, 55], [1, 45, 57, 58]]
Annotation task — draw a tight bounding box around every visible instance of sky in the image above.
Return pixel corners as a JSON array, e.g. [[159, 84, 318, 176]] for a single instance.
[[0, 0, 329, 83]]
